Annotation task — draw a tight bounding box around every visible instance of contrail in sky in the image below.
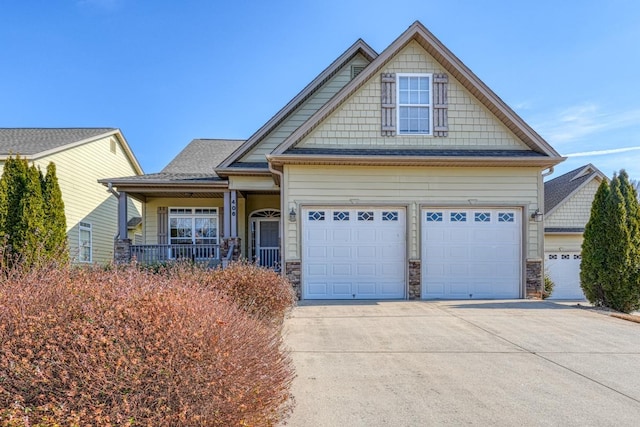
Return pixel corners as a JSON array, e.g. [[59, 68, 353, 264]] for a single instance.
[[564, 146, 640, 157]]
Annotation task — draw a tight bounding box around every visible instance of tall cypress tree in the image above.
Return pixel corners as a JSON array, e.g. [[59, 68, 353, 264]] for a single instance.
[[1, 156, 29, 254], [581, 172, 640, 313], [18, 165, 46, 267], [581, 179, 610, 305], [42, 162, 68, 262]]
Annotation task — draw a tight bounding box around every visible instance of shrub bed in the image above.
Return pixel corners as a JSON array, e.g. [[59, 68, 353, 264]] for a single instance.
[[0, 263, 295, 426]]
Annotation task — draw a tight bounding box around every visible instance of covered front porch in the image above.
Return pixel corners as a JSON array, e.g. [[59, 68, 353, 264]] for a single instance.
[[101, 178, 282, 269]]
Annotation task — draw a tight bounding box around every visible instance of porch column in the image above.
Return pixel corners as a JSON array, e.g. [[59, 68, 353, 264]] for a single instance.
[[230, 190, 238, 237], [118, 191, 128, 240], [223, 191, 231, 238]]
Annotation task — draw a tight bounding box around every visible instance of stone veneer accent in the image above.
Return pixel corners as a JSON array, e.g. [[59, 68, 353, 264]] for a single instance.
[[408, 260, 421, 299], [526, 259, 543, 298], [114, 239, 131, 264], [285, 261, 302, 300]]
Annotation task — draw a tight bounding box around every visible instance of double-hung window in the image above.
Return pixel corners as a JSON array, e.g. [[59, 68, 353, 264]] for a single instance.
[[397, 73, 432, 135], [79, 221, 92, 263]]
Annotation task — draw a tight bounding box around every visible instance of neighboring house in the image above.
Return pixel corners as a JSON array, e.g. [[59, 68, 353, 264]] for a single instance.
[[102, 21, 564, 300], [0, 128, 143, 264], [544, 164, 606, 299]]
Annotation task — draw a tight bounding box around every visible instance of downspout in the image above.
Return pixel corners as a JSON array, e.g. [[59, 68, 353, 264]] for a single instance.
[[268, 163, 285, 275]]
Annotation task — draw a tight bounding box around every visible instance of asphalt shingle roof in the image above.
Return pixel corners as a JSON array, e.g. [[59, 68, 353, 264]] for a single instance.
[[544, 165, 601, 213], [0, 128, 116, 156], [161, 139, 245, 174]]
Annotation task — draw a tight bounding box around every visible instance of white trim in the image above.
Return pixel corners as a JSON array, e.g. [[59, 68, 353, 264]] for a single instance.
[[396, 73, 433, 135]]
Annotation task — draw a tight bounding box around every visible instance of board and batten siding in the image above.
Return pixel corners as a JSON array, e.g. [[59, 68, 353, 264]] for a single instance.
[[239, 54, 372, 163], [545, 179, 600, 229], [1, 135, 141, 264], [283, 165, 542, 261], [298, 40, 527, 150]]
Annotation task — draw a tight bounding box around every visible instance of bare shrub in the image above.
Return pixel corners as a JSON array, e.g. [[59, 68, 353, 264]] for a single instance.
[[200, 261, 297, 324], [0, 264, 295, 426]]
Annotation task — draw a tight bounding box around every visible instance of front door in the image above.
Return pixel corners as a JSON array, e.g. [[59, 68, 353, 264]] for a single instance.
[[255, 219, 280, 268]]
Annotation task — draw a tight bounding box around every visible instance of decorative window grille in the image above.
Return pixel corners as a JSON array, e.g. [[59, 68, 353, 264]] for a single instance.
[[333, 211, 350, 221], [498, 212, 515, 223], [451, 212, 467, 222], [426, 212, 443, 222], [382, 211, 399, 221], [358, 211, 374, 221], [474, 212, 491, 222], [308, 211, 325, 221]]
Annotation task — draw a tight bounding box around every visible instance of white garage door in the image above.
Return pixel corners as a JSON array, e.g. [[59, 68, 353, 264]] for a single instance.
[[545, 252, 585, 300], [302, 207, 406, 299], [422, 208, 521, 299]]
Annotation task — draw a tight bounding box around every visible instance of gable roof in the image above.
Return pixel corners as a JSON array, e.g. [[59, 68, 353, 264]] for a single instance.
[[0, 128, 143, 174], [216, 39, 378, 172], [544, 163, 606, 216], [270, 21, 563, 162]]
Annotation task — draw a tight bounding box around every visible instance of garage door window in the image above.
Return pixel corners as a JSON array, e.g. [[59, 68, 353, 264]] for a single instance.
[[382, 211, 398, 221], [308, 211, 325, 221], [426, 212, 443, 222], [333, 211, 349, 221], [474, 212, 491, 222], [498, 212, 515, 222], [358, 211, 374, 221], [450, 212, 467, 222]]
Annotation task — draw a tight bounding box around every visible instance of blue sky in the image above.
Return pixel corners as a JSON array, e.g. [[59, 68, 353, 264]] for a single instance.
[[1, 0, 639, 180]]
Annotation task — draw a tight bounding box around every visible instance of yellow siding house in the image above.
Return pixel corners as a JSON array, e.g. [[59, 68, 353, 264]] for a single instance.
[[103, 21, 565, 300], [0, 128, 143, 264]]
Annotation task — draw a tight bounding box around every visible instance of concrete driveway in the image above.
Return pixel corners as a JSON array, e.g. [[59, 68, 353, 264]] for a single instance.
[[282, 300, 640, 426]]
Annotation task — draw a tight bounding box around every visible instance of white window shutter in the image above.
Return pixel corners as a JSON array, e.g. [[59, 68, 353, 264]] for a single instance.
[[433, 73, 449, 137], [157, 206, 168, 244], [381, 73, 396, 136]]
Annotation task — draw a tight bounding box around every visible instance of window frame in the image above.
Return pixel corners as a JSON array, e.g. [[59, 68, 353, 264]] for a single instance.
[[396, 73, 433, 135], [78, 221, 92, 263], [168, 207, 219, 246]]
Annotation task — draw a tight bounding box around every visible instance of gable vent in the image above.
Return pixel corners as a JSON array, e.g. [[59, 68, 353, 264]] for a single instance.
[[351, 65, 366, 80]]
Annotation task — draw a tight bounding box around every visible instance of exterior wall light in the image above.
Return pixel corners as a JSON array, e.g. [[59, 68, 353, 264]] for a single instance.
[[289, 207, 297, 222], [531, 209, 543, 222]]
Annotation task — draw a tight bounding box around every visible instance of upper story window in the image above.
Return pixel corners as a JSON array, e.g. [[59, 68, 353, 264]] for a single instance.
[[397, 74, 432, 135]]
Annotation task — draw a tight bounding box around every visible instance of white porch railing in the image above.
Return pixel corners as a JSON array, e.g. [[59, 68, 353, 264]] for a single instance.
[[130, 244, 220, 265], [257, 248, 280, 269]]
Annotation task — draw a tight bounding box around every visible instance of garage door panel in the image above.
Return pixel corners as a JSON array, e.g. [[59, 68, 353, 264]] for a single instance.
[[332, 264, 352, 275], [357, 263, 376, 275], [332, 246, 351, 258], [303, 207, 406, 299], [422, 208, 521, 299], [331, 283, 352, 296], [546, 252, 585, 300], [357, 246, 376, 258]]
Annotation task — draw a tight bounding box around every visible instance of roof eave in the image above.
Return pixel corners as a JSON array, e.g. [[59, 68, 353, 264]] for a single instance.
[[214, 167, 272, 177], [267, 154, 566, 168]]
